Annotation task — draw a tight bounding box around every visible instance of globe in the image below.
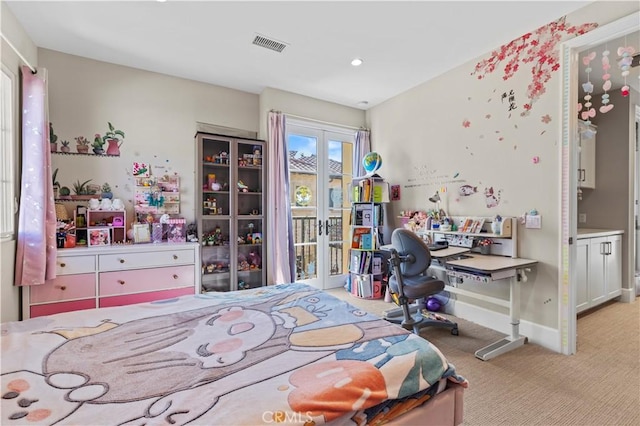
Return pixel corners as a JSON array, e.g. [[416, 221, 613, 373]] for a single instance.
[[362, 152, 382, 174]]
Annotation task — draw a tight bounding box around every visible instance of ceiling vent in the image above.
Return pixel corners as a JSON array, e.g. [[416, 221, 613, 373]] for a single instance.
[[252, 34, 288, 53]]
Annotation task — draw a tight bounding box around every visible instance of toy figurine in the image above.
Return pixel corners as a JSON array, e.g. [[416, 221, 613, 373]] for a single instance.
[[238, 180, 249, 192], [248, 251, 262, 269]]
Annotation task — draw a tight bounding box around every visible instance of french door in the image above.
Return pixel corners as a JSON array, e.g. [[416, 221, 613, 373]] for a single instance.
[[286, 121, 354, 289]]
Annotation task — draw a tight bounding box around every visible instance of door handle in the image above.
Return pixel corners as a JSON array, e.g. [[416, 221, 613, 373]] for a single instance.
[[318, 220, 323, 236], [325, 220, 330, 236]]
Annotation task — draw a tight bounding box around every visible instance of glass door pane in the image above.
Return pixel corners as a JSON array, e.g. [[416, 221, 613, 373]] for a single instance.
[[289, 132, 319, 285], [326, 138, 353, 287]]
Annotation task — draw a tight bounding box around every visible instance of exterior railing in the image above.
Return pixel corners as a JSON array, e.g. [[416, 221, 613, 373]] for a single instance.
[[293, 216, 344, 279]]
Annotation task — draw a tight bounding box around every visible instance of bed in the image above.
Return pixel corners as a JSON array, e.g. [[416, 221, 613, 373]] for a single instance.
[[1, 283, 467, 425]]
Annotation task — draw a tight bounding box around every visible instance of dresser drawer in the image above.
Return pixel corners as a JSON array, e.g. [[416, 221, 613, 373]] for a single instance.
[[30, 299, 96, 318], [98, 249, 195, 271], [30, 273, 96, 303], [56, 256, 95, 275], [99, 265, 195, 296]]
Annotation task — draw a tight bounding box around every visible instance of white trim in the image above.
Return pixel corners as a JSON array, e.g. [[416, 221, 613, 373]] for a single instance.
[[0, 65, 16, 242], [446, 299, 561, 353], [560, 12, 640, 355]]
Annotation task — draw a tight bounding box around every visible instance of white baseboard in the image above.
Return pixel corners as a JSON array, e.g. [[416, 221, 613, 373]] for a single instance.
[[444, 299, 562, 353], [621, 287, 637, 303]]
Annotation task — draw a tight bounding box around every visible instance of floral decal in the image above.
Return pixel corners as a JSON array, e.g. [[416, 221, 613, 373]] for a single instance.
[[472, 16, 598, 116]]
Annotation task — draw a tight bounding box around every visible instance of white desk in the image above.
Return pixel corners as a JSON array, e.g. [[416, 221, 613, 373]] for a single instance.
[[444, 254, 538, 360]]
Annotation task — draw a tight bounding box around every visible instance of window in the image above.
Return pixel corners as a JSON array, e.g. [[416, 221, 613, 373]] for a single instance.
[[0, 66, 16, 241]]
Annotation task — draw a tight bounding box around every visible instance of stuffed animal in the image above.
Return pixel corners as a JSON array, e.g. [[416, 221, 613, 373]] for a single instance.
[[248, 251, 262, 269]]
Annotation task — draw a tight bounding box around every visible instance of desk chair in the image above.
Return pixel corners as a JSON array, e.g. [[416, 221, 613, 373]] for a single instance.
[[384, 228, 459, 336]]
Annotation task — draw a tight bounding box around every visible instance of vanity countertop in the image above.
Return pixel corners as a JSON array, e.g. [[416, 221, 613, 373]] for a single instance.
[[577, 228, 624, 239]]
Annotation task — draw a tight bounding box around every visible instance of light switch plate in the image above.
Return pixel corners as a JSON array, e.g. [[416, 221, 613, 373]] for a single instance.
[[579, 213, 587, 223], [526, 214, 542, 229]]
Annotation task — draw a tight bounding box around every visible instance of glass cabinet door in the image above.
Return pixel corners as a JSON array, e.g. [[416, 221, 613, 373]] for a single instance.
[[200, 136, 231, 292], [236, 141, 264, 290]]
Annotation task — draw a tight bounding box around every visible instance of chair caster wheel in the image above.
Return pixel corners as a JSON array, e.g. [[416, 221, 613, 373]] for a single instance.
[[451, 328, 459, 336]]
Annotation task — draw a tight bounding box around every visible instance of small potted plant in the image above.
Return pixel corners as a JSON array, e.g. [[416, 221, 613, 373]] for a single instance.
[[60, 140, 71, 153], [72, 179, 92, 199], [101, 182, 113, 199], [49, 122, 58, 152], [477, 238, 494, 255], [92, 134, 105, 155], [102, 122, 125, 156], [59, 186, 71, 200], [75, 136, 90, 154]]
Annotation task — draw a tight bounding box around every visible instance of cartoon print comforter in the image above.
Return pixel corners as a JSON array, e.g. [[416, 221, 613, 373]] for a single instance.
[[1, 283, 467, 425]]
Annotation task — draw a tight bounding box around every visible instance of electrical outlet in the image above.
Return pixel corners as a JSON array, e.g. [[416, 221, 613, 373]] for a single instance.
[[579, 213, 587, 223]]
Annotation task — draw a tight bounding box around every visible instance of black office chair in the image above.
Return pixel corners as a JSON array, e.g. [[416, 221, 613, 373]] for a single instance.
[[384, 228, 459, 335]]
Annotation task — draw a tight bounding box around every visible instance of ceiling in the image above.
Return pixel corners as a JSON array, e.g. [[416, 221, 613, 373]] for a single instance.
[[5, 1, 597, 109]]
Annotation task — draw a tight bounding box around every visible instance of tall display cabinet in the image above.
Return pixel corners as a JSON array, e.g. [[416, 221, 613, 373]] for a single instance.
[[196, 132, 266, 292]]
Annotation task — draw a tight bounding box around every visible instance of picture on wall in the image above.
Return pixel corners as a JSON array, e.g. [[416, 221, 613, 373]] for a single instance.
[[88, 227, 111, 247], [391, 185, 401, 201], [132, 162, 150, 177]]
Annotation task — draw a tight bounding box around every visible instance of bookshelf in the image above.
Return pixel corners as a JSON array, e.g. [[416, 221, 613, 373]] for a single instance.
[[348, 175, 389, 299]]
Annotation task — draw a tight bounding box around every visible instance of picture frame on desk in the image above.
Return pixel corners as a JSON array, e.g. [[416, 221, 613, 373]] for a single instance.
[[88, 227, 110, 247], [133, 223, 151, 244]]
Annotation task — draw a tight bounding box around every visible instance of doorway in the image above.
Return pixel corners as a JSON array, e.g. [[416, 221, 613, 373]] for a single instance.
[[286, 120, 354, 290], [561, 13, 639, 355]]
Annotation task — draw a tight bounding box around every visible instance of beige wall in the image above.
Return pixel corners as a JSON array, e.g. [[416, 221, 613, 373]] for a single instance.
[[42, 48, 259, 226], [1, 2, 38, 322], [366, 2, 639, 331]]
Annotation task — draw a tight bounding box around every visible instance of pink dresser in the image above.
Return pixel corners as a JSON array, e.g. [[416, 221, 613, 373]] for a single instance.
[[23, 243, 201, 319]]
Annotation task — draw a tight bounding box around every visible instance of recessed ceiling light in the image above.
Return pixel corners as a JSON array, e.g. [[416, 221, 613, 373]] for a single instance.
[[351, 58, 363, 67]]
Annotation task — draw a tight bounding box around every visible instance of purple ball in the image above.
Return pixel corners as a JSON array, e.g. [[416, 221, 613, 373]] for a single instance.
[[426, 297, 441, 312]]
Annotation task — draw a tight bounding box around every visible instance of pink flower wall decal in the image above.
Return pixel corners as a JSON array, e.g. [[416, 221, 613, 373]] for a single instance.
[[541, 114, 552, 124], [462, 119, 471, 128], [472, 16, 597, 116]]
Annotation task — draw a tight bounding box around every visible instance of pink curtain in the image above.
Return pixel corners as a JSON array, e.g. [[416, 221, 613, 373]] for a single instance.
[[14, 66, 57, 286], [266, 111, 295, 284]]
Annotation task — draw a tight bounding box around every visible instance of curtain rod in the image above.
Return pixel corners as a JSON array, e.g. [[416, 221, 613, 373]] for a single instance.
[[0, 32, 36, 73], [274, 110, 367, 131]]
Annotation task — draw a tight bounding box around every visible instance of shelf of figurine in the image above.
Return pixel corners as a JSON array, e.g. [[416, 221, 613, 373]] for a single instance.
[[202, 226, 228, 247], [134, 174, 180, 215], [238, 251, 262, 272], [202, 261, 231, 275], [203, 151, 230, 166], [237, 180, 262, 194]]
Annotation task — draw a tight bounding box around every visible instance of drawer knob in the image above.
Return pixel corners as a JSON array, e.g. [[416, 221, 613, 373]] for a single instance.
[[173, 274, 179, 279], [60, 263, 66, 268], [173, 255, 178, 260], [118, 280, 125, 285], [59, 286, 67, 291], [119, 259, 125, 264]]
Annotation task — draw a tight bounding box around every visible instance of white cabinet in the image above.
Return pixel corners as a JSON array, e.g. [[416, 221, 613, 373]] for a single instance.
[[576, 232, 622, 313], [578, 121, 596, 189], [576, 239, 590, 312]]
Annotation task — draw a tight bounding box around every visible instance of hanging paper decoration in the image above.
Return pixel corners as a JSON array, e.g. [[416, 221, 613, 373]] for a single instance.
[[599, 49, 614, 113], [579, 52, 596, 125], [617, 46, 636, 97]]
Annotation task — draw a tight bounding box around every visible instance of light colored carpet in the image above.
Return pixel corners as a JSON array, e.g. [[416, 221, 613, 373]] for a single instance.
[[326, 288, 640, 426]]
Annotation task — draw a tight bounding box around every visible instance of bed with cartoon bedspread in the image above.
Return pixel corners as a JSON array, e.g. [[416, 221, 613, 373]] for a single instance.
[[1, 283, 467, 425]]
